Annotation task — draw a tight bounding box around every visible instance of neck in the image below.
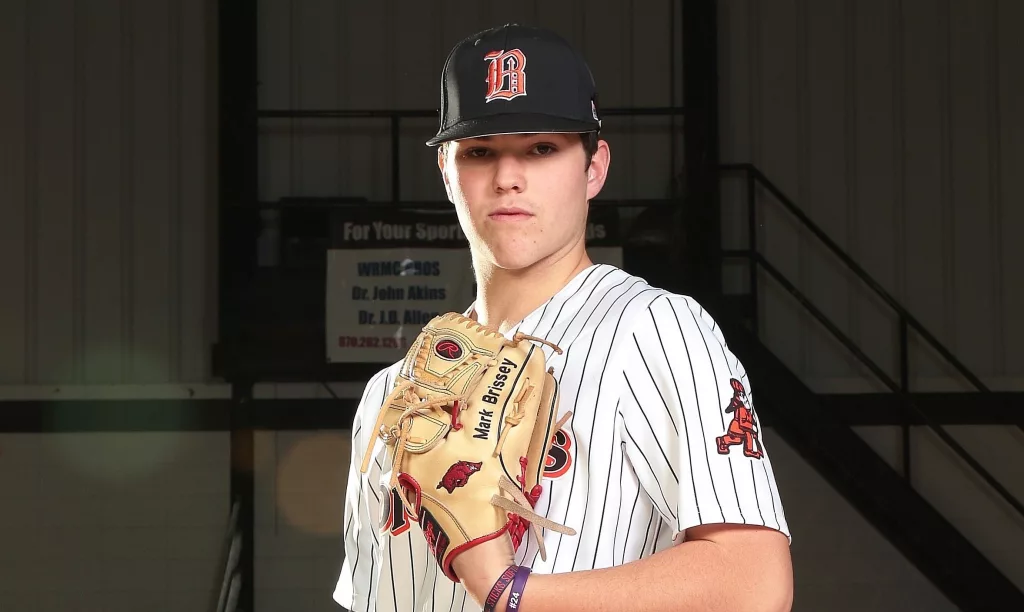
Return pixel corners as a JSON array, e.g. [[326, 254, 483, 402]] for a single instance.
[[471, 244, 593, 334]]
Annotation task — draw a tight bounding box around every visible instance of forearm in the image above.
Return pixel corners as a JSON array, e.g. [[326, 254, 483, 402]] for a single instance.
[[460, 528, 792, 612], [521, 539, 789, 612]]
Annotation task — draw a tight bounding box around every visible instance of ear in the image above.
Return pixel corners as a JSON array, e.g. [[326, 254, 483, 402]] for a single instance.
[[437, 146, 454, 203], [585, 139, 611, 201]]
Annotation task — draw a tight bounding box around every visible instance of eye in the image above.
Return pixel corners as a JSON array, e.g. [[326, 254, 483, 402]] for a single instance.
[[530, 143, 558, 156], [460, 147, 490, 159]]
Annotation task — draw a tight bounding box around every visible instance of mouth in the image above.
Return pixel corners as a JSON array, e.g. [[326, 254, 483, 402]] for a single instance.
[[489, 207, 533, 221]]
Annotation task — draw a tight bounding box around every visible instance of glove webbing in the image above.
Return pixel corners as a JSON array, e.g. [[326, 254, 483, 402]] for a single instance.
[[437, 314, 565, 357], [359, 379, 464, 477]]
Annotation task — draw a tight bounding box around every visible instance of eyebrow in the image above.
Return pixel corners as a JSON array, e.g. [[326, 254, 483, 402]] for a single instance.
[[469, 133, 563, 144]]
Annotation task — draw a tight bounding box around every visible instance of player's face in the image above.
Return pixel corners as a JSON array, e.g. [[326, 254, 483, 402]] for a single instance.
[[438, 133, 610, 271]]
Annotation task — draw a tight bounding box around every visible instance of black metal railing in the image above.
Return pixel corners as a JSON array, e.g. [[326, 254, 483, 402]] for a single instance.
[[257, 106, 686, 203], [214, 501, 242, 612], [719, 162, 1024, 519]]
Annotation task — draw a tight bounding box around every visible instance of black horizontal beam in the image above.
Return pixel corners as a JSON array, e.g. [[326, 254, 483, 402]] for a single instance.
[[0, 399, 232, 433], [257, 106, 685, 120], [0, 398, 358, 433], [1, 393, 1019, 433]]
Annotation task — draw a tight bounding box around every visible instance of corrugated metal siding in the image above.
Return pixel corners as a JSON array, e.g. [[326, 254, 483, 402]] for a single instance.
[[719, 0, 1023, 391], [256, 0, 684, 203], [0, 0, 215, 386]]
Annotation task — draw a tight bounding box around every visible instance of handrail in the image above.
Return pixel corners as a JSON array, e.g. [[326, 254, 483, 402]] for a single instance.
[[720, 163, 990, 393], [748, 252, 1024, 518], [719, 163, 1024, 521], [216, 501, 241, 612]]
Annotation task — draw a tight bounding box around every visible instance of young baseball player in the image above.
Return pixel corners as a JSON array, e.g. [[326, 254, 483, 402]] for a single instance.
[[334, 23, 793, 612]]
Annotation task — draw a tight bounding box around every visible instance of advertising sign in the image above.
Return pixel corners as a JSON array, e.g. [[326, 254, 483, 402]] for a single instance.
[[325, 207, 621, 363]]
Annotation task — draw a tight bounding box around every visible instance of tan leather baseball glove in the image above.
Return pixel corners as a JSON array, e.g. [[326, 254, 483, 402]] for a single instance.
[[359, 312, 576, 583]]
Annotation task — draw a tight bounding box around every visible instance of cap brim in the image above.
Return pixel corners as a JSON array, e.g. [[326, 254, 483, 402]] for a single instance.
[[426, 113, 600, 146]]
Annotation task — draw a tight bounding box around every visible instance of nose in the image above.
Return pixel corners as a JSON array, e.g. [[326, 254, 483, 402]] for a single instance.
[[492, 153, 525, 193]]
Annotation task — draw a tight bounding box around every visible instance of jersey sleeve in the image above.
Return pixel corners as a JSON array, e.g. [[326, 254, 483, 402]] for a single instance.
[[333, 367, 392, 612], [616, 294, 790, 542]]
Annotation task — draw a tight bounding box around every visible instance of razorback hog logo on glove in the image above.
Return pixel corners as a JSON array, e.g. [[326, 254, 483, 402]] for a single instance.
[[437, 460, 482, 493], [434, 339, 464, 360]]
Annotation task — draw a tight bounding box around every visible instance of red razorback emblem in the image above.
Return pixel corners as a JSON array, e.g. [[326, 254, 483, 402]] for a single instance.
[[418, 509, 451, 570], [434, 339, 463, 360], [437, 460, 482, 493], [484, 49, 527, 102], [716, 378, 763, 459], [422, 518, 438, 551]]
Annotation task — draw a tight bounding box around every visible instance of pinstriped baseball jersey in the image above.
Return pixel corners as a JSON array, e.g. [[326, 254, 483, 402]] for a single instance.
[[334, 264, 790, 612]]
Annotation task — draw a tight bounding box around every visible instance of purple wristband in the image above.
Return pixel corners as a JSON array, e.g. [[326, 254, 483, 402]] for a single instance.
[[484, 565, 518, 612], [506, 566, 532, 611]]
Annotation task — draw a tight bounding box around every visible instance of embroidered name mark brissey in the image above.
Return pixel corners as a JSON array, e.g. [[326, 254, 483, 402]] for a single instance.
[[476, 357, 520, 439]]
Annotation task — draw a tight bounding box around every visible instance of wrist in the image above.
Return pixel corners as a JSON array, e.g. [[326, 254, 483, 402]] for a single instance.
[[479, 564, 532, 612], [481, 565, 517, 612], [454, 557, 512, 600], [451, 540, 516, 601]]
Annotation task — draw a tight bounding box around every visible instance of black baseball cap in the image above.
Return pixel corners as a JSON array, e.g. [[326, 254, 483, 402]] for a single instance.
[[426, 24, 602, 147]]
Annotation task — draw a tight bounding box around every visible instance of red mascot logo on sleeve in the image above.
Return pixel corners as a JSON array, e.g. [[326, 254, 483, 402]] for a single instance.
[[716, 378, 764, 460]]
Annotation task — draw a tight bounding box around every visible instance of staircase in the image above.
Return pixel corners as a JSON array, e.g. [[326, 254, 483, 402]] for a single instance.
[[715, 164, 1024, 611]]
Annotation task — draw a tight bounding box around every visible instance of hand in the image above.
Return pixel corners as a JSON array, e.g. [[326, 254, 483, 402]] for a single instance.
[[451, 532, 518, 609]]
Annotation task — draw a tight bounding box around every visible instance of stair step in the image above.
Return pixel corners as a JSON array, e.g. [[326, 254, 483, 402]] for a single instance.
[[711, 309, 1024, 610]]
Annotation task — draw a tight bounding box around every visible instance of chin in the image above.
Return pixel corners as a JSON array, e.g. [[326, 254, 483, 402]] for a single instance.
[[490, 254, 544, 271], [481, 245, 550, 271]]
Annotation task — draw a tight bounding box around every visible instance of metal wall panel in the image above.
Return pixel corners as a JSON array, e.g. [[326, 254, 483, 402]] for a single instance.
[[256, 0, 685, 204], [719, 0, 1023, 391], [0, 431, 230, 612], [0, 0, 216, 387]]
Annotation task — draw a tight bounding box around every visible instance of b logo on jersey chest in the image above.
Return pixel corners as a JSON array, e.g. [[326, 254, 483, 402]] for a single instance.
[[544, 426, 574, 479]]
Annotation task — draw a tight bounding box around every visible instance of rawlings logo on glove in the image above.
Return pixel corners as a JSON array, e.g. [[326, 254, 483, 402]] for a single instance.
[[360, 312, 577, 583]]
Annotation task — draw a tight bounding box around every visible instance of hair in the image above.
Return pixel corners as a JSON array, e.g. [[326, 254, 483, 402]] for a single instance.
[[580, 131, 599, 169], [441, 131, 600, 172]]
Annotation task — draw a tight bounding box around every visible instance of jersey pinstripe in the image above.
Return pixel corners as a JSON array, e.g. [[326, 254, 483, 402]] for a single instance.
[[334, 264, 790, 612]]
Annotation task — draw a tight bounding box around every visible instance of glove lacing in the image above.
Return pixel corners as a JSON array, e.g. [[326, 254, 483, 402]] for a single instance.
[[490, 410, 577, 561], [359, 379, 468, 478], [448, 314, 566, 358]]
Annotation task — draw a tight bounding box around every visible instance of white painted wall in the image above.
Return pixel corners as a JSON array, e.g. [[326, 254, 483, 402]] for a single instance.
[[719, 0, 1024, 393], [0, 0, 218, 388]]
